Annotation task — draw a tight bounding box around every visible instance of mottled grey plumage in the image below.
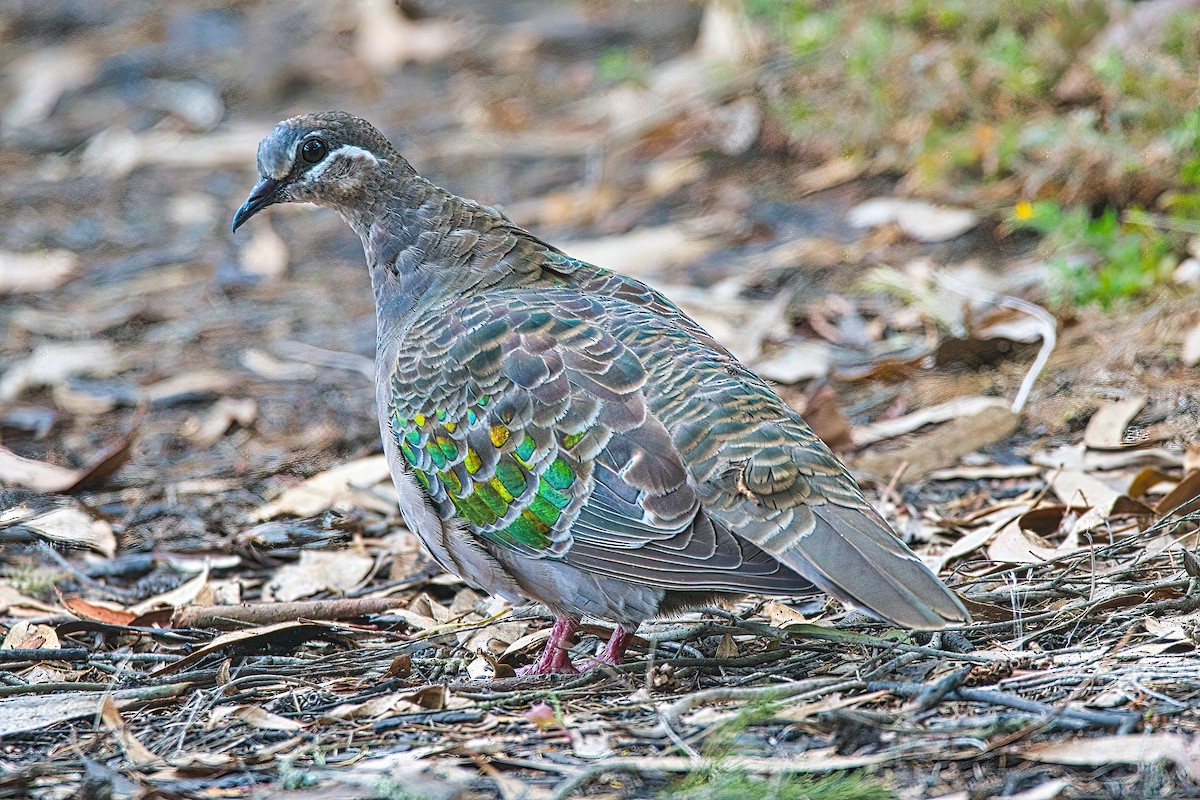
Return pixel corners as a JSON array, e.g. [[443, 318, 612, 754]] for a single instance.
[[234, 111, 970, 674]]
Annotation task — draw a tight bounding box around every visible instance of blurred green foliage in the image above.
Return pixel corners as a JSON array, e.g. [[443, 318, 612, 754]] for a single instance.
[[745, 0, 1200, 307]]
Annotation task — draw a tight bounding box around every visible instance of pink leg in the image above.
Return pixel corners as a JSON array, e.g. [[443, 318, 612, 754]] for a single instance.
[[520, 617, 580, 676], [589, 623, 636, 668]]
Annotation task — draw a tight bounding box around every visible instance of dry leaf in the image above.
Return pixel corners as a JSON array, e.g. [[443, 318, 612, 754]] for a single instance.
[[1155, 470, 1200, 518], [562, 225, 714, 278], [100, 696, 162, 767], [0, 250, 77, 295], [1182, 320, 1200, 367], [209, 704, 305, 732], [187, 397, 257, 447], [855, 404, 1020, 481], [715, 633, 740, 659], [252, 455, 394, 520], [1006, 779, 1072, 800], [263, 548, 374, 602], [0, 582, 59, 616], [0, 503, 117, 557], [754, 341, 831, 384], [64, 597, 138, 626], [852, 395, 1010, 447], [152, 621, 348, 676], [1, 621, 60, 650], [1019, 734, 1200, 782], [1084, 397, 1147, 450], [848, 198, 978, 243], [238, 218, 288, 279], [128, 566, 211, 615], [355, 0, 466, 68], [763, 600, 807, 628], [0, 426, 135, 493], [0, 693, 105, 737], [240, 349, 320, 381], [0, 341, 118, 402], [927, 505, 1028, 573]]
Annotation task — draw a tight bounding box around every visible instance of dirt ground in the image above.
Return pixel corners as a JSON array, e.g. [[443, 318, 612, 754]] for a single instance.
[[2, 2, 1199, 799]]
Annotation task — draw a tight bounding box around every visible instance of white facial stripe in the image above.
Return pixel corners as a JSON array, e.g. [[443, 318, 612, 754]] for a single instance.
[[299, 143, 379, 184]]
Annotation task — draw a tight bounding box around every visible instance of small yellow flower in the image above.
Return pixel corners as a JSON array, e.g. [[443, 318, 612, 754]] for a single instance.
[[1014, 201, 1034, 221]]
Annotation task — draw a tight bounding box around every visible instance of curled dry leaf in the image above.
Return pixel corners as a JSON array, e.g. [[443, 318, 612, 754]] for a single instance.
[[64, 597, 138, 626], [1084, 396, 1148, 450]]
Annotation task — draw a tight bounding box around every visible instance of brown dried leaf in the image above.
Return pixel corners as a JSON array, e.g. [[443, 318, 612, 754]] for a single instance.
[[763, 600, 807, 628], [1156, 470, 1200, 518], [1084, 397, 1147, 450], [63, 597, 138, 626], [715, 633, 739, 659], [855, 404, 1021, 481], [1, 621, 60, 650], [853, 395, 1010, 447], [100, 696, 162, 767], [0, 423, 135, 493]]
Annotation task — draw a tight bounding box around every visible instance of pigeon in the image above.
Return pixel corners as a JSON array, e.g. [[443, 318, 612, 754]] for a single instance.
[[233, 111, 969, 675]]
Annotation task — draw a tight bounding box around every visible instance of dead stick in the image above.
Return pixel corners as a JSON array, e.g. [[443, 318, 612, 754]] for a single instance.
[[173, 597, 400, 629]]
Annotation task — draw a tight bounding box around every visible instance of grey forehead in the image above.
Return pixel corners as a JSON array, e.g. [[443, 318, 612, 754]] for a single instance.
[[256, 122, 321, 180]]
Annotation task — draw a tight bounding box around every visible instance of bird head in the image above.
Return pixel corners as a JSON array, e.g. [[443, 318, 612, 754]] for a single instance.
[[231, 111, 406, 232]]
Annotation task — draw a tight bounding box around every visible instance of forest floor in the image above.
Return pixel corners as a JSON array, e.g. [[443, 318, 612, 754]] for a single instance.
[[1, 2, 1199, 799]]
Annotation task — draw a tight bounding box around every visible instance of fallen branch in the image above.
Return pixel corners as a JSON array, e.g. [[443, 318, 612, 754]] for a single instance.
[[172, 597, 400, 629]]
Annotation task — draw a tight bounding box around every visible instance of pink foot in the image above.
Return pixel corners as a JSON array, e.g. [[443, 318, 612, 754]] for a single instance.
[[580, 624, 636, 670], [519, 617, 580, 676]]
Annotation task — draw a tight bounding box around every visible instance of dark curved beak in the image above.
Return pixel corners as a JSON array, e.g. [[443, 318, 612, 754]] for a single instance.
[[231, 177, 284, 233]]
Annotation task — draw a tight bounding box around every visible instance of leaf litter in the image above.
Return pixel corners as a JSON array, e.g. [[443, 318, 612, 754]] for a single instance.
[[1, 1, 1199, 799]]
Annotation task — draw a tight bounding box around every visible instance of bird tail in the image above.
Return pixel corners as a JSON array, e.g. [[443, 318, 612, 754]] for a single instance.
[[784, 503, 971, 629]]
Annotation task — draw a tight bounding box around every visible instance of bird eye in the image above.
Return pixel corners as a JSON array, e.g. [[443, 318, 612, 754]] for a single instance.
[[301, 138, 327, 164]]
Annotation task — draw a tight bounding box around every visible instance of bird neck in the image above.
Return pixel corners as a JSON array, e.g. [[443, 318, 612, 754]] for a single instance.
[[344, 171, 549, 338]]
